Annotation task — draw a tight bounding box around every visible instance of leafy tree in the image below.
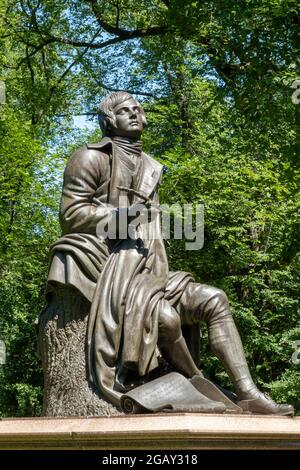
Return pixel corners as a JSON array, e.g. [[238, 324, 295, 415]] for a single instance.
[[0, 0, 299, 415]]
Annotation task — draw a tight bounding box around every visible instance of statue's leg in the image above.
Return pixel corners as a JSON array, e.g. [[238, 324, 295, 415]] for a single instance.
[[37, 285, 120, 417], [178, 283, 256, 398], [177, 283, 294, 415], [157, 299, 202, 377]]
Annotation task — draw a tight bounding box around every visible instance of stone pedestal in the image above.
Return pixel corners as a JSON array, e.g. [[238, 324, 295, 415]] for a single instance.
[[0, 414, 299, 450]]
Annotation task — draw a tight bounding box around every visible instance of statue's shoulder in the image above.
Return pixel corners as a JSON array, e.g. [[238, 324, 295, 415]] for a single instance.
[[86, 137, 112, 154], [68, 138, 112, 164]]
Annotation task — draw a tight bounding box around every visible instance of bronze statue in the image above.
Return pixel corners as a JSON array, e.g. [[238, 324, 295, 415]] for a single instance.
[[38, 92, 294, 416]]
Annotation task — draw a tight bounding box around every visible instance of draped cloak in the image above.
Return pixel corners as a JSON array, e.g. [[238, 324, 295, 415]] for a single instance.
[[46, 137, 193, 407]]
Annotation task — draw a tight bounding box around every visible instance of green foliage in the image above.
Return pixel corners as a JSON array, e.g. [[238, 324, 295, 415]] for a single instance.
[[0, 104, 60, 416], [0, 0, 299, 415]]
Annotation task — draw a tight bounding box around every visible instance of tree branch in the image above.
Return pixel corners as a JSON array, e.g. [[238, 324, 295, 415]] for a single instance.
[[85, 0, 134, 37], [41, 48, 50, 84], [52, 30, 101, 90], [14, 0, 169, 66], [32, 29, 101, 124], [16, 38, 56, 68], [17, 25, 166, 61], [25, 45, 35, 84], [94, 79, 165, 99], [84, 0, 169, 38], [48, 25, 167, 49]]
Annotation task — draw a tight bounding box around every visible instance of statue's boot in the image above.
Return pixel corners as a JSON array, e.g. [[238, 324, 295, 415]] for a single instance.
[[159, 334, 203, 378], [209, 312, 294, 416], [237, 391, 294, 415]]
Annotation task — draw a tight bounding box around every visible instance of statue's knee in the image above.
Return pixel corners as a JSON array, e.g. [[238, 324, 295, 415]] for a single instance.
[[214, 288, 229, 308], [158, 306, 181, 343]]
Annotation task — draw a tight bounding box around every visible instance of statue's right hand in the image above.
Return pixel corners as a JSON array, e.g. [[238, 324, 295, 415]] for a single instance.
[[113, 205, 144, 225], [128, 202, 159, 223]]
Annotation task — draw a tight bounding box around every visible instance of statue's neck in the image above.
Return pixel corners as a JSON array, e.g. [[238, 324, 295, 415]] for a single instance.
[[112, 135, 142, 158]]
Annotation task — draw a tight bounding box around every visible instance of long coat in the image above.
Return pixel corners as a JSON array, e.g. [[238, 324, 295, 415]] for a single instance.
[[47, 138, 192, 406]]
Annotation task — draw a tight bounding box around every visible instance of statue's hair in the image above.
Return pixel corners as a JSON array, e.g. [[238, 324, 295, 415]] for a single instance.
[[98, 91, 147, 135]]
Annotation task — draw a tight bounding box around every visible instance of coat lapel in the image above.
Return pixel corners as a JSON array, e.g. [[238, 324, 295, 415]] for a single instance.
[[87, 139, 163, 202], [137, 152, 163, 200]]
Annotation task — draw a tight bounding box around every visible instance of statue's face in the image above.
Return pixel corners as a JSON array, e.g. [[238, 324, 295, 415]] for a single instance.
[[112, 98, 144, 138]]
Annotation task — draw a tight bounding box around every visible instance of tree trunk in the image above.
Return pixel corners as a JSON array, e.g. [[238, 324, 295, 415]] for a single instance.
[[37, 285, 121, 417]]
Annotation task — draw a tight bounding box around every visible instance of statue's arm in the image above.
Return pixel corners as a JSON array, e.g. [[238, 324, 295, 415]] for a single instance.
[[59, 146, 112, 234]]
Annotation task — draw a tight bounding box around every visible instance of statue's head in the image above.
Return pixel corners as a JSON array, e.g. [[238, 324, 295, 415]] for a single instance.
[[98, 92, 147, 138]]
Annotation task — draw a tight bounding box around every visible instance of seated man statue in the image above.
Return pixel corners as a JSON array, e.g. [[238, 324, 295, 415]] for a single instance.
[[38, 91, 293, 416]]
